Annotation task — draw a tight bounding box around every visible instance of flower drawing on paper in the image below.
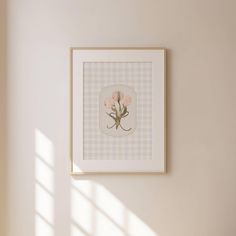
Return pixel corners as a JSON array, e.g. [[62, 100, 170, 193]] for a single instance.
[[104, 91, 132, 131]]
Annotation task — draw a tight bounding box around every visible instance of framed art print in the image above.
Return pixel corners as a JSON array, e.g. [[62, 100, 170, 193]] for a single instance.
[[71, 48, 166, 174]]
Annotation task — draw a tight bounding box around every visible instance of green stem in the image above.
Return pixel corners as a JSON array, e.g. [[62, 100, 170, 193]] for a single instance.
[[119, 123, 132, 132]]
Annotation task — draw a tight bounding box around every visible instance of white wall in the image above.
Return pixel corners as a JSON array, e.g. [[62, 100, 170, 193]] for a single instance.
[[6, 0, 236, 236]]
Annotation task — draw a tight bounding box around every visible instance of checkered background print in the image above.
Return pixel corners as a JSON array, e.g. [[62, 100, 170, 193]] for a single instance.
[[83, 62, 152, 160]]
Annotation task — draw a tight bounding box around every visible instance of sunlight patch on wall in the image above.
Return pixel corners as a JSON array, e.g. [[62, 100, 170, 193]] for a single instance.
[[71, 187, 93, 234], [35, 215, 54, 236], [35, 157, 54, 193], [35, 129, 54, 167], [35, 184, 54, 224], [128, 210, 156, 236], [35, 129, 54, 236], [71, 179, 158, 236], [71, 223, 89, 236], [96, 184, 124, 227]]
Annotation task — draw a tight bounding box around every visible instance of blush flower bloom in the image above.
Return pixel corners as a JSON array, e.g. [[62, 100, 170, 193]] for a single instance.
[[120, 95, 132, 107], [104, 98, 115, 109], [104, 90, 132, 132], [112, 91, 124, 102]]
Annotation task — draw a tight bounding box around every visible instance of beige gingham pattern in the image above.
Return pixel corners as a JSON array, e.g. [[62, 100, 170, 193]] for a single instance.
[[83, 62, 152, 160]]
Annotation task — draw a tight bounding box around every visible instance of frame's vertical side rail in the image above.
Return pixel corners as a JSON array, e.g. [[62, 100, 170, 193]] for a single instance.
[[70, 48, 74, 174], [164, 49, 167, 173]]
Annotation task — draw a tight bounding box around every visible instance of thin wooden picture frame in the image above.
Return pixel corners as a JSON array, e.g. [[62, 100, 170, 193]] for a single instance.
[[70, 47, 166, 174]]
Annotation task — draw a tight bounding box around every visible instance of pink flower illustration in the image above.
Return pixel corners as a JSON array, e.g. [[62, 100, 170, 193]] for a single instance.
[[112, 91, 124, 102], [104, 98, 115, 109], [120, 95, 132, 107], [104, 90, 132, 132]]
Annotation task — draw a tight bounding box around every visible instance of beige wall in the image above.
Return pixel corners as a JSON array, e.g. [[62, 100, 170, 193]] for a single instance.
[[6, 0, 236, 236], [0, 0, 6, 235]]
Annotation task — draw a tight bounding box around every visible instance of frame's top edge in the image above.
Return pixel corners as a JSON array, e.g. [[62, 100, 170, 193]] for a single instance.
[[70, 47, 167, 51]]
